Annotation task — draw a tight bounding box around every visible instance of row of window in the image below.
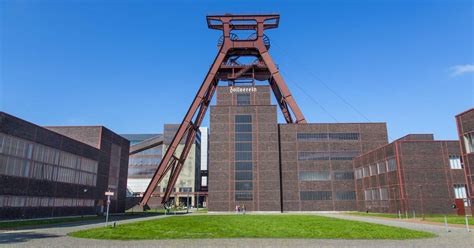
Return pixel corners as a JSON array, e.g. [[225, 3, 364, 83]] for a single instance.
[[355, 158, 396, 179], [0, 133, 98, 174], [0, 155, 97, 186], [297, 132, 360, 141], [129, 157, 162, 166], [234, 115, 253, 201], [300, 191, 356, 201], [299, 171, 354, 181], [298, 151, 359, 161], [0, 195, 95, 208], [364, 188, 389, 201]]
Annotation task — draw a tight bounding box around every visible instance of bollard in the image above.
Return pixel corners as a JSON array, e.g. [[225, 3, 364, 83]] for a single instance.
[[465, 215, 470, 232], [444, 216, 450, 233], [413, 210, 416, 219]]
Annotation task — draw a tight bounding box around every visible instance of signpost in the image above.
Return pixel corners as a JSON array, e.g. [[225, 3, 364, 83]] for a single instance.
[[105, 191, 114, 227]]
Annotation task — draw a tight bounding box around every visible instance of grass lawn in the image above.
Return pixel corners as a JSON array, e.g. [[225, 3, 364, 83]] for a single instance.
[[69, 214, 435, 240], [345, 212, 474, 225], [0, 216, 102, 229]]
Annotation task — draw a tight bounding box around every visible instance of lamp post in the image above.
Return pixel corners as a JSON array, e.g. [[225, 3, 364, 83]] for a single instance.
[[419, 185, 425, 220]]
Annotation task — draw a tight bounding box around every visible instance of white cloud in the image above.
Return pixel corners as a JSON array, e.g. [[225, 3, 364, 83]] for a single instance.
[[450, 64, 474, 77]]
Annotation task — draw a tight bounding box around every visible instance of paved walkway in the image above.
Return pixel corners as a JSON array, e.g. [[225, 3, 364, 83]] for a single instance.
[[0, 213, 473, 247]]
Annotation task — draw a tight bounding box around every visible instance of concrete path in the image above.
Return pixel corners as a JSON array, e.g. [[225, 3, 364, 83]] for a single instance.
[[1, 213, 473, 248]]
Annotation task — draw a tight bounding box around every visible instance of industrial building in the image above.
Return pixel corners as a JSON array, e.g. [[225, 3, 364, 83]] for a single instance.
[[353, 134, 467, 214], [122, 124, 207, 208], [456, 108, 474, 216], [208, 86, 388, 211], [0, 112, 129, 219], [121, 133, 163, 195]]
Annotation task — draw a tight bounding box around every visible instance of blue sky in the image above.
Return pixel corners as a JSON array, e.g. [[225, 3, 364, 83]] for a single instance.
[[1, 0, 473, 141]]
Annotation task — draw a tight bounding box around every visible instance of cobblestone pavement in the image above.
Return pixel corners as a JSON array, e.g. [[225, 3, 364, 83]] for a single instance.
[[1, 213, 473, 248]]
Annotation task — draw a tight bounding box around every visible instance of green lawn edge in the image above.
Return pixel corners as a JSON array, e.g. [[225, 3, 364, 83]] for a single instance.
[[68, 214, 435, 240]]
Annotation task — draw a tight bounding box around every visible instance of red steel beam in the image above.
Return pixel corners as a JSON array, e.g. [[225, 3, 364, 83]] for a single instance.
[[140, 14, 306, 207]]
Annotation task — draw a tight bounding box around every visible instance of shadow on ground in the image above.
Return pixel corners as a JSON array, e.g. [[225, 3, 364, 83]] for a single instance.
[[0, 232, 61, 244]]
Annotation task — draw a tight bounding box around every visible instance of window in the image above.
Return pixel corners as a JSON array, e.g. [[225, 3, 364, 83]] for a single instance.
[[449, 155, 462, 169], [235, 182, 253, 190], [234, 115, 253, 200], [300, 191, 332, 201], [235, 162, 253, 170], [201, 176, 208, 187], [377, 162, 386, 174], [179, 187, 192, 192], [380, 188, 389, 200], [454, 184, 467, 199], [299, 171, 330, 181], [235, 133, 252, 142], [355, 168, 363, 179], [235, 152, 252, 161], [235, 192, 253, 201], [369, 164, 377, 176], [363, 167, 369, 177], [364, 190, 372, 200], [235, 124, 252, 132], [335, 191, 356, 200], [235, 143, 252, 151], [235, 171, 253, 180], [387, 158, 397, 172], [297, 151, 358, 161], [464, 133, 474, 153], [333, 171, 354, 180], [297, 132, 359, 141], [235, 115, 252, 123], [236, 93, 251, 105], [298, 152, 329, 161]]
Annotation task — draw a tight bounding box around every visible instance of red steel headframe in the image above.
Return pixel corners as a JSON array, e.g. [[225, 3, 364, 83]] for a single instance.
[[140, 14, 307, 207]]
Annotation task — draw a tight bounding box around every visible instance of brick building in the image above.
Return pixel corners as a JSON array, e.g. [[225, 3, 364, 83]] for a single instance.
[[456, 108, 474, 215], [208, 85, 388, 211], [353, 134, 466, 214], [0, 112, 129, 219]]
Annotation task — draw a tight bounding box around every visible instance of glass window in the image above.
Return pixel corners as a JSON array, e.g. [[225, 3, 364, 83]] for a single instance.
[[380, 188, 389, 200], [454, 184, 467, 199], [299, 171, 330, 181], [296, 132, 359, 141], [235, 192, 253, 201], [235, 152, 252, 161], [464, 133, 474, 153], [236, 93, 251, 105], [235, 162, 253, 170], [235, 181, 253, 190], [235, 171, 253, 180], [449, 155, 462, 169], [335, 191, 356, 200], [235, 115, 252, 123], [333, 171, 354, 180], [235, 124, 252, 132], [235, 143, 252, 151], [300, 191, 332, 201], [235, 133, 252, 142], [387, 158, 397, 172]]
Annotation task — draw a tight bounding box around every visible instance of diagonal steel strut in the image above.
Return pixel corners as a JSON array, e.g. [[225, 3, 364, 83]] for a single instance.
[[140, 14, 306, 207]]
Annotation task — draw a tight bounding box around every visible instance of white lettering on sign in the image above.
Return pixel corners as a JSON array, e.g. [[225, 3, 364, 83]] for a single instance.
[[229, 87, 257, 94]]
